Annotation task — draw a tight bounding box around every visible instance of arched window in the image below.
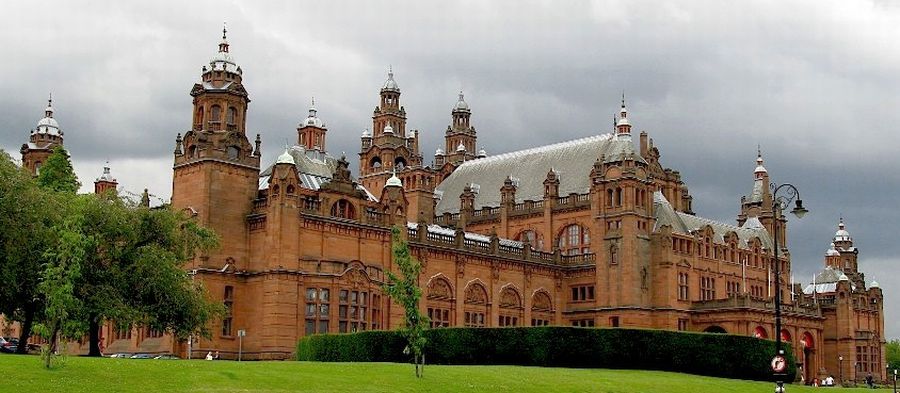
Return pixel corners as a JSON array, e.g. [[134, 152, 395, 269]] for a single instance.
[[227, 107, 237, 124], [606, 189, 613, 207], [34, 161, 42, 175], [209, 105, 221, 126], [330, 199, 356, 219], [196, 107, 204, 128], [370, 156, 382, 170], [609, 245, 618, 265], [558, 224, 590, 255], [615, 187, 623, 206], [498, 286, 522, 327], [227, 146, 240, 160], [531, 291, 553, 326], [464, 282, 489, 327], [427, 277, 454, 328], [753, 326, 768, 339], [286, 185, 295, 194], [188, 145, 197, 158], [515, 229, 544, 250], [780, 329, 792, 343]]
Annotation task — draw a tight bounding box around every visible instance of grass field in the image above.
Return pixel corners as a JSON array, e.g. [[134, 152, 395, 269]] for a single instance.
[[0, 354, 887, 393]]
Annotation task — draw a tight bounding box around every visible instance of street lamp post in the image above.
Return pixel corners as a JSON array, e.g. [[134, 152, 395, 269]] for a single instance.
[[839, 356, 844, 386], [771, 183, 808, 393], [893, 368, 897, 393]]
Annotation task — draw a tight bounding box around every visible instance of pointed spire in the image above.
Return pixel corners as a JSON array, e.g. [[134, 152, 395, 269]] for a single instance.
[[45, 93, 54, 117], [218, 21, 230, 53], [309, 96, 317, 117], [754, 147, 767, 178]]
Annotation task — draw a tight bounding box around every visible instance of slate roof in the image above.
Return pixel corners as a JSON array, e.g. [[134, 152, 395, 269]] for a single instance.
[[653, 191, 773, 250], [434, 133, 644, 214], [259, 145, 376, 201]]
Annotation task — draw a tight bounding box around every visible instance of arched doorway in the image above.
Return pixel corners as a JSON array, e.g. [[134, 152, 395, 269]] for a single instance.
[[801, 332, 815, 384], [703, 325, 727, 334]]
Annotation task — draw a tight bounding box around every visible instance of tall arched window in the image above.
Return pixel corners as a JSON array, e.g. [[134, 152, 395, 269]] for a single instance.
[[464, 282, 489, 327], [227, 107, 237, 125], [558, 224, 590, 255], [531, 291, 553, 326], [606, 189, 613, 207], [209, 105, 221, 127], [330, 199, 356, 219], [426, 277, 454, 328], [370, 156, 382, 170], [196, 107, 204, 128], [498, 286, 522, 327]]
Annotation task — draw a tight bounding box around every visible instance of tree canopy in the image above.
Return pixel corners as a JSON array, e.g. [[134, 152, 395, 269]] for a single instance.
[[0, 149, 222, 364]]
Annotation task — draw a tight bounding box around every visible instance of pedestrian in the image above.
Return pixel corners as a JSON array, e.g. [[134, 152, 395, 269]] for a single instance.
[[214, 351, 220, 360], [205, 351, 213, 361], [865, 373, 873, 389]]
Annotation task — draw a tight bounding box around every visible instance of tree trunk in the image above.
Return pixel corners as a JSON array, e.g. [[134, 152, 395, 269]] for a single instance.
[[87, 314, 102, 356], [45, 325, 60, 369], [15, 302, 35, 354]]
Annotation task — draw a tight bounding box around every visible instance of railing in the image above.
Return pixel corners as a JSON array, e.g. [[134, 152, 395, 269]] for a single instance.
[[690, 294, 821, 317], [253, 198, 267, 210]]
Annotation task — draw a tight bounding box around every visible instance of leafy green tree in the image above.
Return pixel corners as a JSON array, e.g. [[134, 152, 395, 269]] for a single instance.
[[383, 226, 429, 377], [62, 194, 221, 356], [37, 216, 89, 368], [36, 146, 80, 193], [0, 150, 62, 354], [887, 338, 900, 371]]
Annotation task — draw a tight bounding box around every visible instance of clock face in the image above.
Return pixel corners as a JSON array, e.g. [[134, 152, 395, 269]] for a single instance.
[[771, 355, 787, 373]]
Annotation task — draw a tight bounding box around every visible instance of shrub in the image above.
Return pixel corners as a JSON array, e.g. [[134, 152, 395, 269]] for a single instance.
[[297, 327, 795, 381]]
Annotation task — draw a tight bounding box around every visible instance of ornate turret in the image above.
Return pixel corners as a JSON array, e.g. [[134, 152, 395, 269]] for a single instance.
[[298, 97, 327, 151], [94, 162, 118, 195], [615, 93, 632, 138], [21, 95, 65, 176], [445, 91, 477, 165]]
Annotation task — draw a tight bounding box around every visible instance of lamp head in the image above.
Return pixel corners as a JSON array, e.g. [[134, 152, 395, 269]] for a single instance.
[[839, 355, 844, 361], [791, 199, 808, 218]]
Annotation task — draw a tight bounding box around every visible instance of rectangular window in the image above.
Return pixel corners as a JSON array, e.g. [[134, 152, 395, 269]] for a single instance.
[[677, 273, 689, 301], [305, 287, 330, 335], [571, 285, 596, 302], [571, 319, 595, 327], [677, 318, 689, 331], [222, 285, 234, 337], [339, 289, 370, 333], [700, 277, 716, 301], [609, 316, 620, 327], [464, 311, 486, 327]]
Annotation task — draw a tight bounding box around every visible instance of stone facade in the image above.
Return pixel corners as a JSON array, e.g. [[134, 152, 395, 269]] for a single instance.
[[0, 30, 886, 385]]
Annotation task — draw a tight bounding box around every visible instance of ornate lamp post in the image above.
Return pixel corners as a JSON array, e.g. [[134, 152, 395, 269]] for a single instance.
[[892, 368, 897, 393], [771, 183, 808, 393]]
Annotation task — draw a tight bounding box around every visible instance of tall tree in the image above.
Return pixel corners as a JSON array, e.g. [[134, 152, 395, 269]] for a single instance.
[[887, 338, 900, 371], [0, 150, 61, 354], [36, 146, 79, 193], [383, 226, 429, 378]]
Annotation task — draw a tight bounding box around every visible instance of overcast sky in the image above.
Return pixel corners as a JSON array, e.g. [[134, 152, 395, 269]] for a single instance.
[[2, 1, 897, 340]]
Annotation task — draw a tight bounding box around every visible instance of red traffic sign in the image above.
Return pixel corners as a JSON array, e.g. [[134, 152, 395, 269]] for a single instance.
[[771, 355, 787, 373]]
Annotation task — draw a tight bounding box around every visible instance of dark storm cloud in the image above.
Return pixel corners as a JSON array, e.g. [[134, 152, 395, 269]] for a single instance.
[[1, 1, 897, 338]]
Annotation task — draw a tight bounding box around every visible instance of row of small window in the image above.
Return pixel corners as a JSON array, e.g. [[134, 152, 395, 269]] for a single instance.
[[304, 288, 381, 335], [113, 326, 163, 341], [197, 105, 238, 126], [571, 285, 595, 302], [604, 188, 648, 208], [571, 317, 620, 327], [855, 346, 881, 373], [431, 308, 553, 328]]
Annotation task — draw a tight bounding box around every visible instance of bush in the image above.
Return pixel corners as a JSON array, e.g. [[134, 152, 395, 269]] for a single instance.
[[297, 327, 795, 381]]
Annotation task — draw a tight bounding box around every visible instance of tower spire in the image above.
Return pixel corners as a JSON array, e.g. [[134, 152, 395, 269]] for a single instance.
[[218, 22, 229, 53]]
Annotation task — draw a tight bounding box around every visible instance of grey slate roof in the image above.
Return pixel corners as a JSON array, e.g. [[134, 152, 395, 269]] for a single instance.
[[434, 133, 644, 214], [653, 191, 773, 250], [259, 145, 376, 200]]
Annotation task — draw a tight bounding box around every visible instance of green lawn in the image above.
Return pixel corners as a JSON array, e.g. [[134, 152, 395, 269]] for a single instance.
[[0, 354, 886, 393]]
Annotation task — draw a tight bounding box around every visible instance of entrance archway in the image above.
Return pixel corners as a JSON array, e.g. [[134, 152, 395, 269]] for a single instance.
[[703, 325, 727, 334], [801, 332, 815, 384]]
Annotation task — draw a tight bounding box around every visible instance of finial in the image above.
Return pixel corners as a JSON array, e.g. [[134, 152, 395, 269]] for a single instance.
[[311, 96, 315, 107], [757, 144, 761, 158], [222, 21, 227, 40], [48, 92, 53, 107], [621, 90, 626, 108], [389, 64, 393, 75], [459, 90, 464, 100]]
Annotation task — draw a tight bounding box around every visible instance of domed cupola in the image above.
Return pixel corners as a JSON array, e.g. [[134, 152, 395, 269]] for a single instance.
[[34, 96, 61, 136], [382, 67, 400, 92], [826, 242, 840, 256], [754, 151, 768, 180], [302, 98, 325, 128], [834, 218, 852, 244], [453, 91, 470, 112]]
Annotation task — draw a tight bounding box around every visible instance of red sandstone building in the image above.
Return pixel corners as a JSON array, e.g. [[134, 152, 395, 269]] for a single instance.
[[6, 31, 887, 384]]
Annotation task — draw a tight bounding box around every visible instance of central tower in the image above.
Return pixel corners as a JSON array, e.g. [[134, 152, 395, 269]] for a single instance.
[[172, 26, 261, 270]]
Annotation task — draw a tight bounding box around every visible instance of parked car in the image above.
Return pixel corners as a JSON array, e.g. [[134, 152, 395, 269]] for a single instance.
[[153, 354, 180, 360], [0, 338, 17, 354], [129, 353, 154, 359], [109, 353, 132, 358]]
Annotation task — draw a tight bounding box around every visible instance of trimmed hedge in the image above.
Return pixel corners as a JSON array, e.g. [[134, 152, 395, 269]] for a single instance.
[[296, 327, 796, 382]]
